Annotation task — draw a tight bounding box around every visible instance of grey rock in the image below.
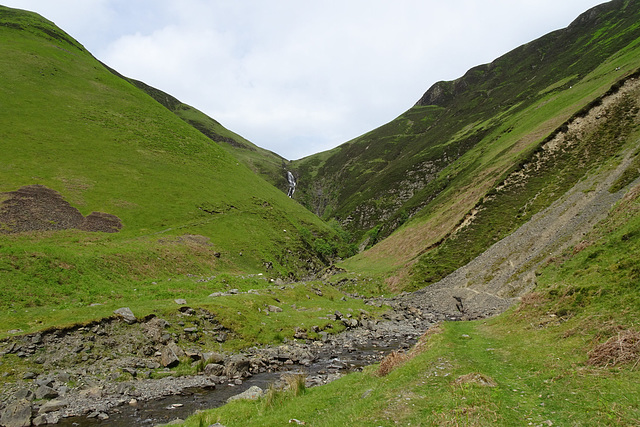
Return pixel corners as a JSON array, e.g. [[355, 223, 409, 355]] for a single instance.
[[161, 348, 179, 368], [227, 386, 264, 402], [56, 372, 71, 383], [343, 318, 359, 328], [293, 327, 308, 339], [13, 389, 33, 401], [113, 307, 137, 324], [185, 349, 203, 361], [204, 363, 224, 376], [0, 399, 32, 427], [122, 367, 137, 377], [174, 299, 187, 305], [224, 355, 251, 378], [33, 413, 60, 426], [32, 414, 47, 426], [267, 305, 283, 313], [35, 385, 58, 400], [203, 352, 225, 364], [35, 376, 54, 387], [38, 399, 67, 414], [161, 342, 185, 368], [22, 371, 36, 380]]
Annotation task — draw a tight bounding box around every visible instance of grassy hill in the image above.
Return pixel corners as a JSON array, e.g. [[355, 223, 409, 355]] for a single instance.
[[114, 73, 292, 192], [0, 5, 342, 334], [2, 2, 640, 425], [292, 0, 640, 286]]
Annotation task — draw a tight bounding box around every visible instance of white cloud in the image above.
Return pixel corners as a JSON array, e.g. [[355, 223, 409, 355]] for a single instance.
[[4, 0, 606, 159]]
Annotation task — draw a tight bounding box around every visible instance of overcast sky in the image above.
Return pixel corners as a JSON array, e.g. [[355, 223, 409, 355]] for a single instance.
[[5, 0, 606, 159]]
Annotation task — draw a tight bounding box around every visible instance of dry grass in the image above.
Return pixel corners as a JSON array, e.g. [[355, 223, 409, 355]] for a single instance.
[[572, 239, 593, 255], [454, 372, 497, 387], [513, 292, 548, 314], [282, 372, 307, 396], [587, 329, 640, 368], [377, 350, 409, 377], [377, 323, 443, 376]]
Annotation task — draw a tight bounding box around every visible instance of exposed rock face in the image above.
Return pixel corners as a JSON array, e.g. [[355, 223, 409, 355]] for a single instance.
[[0, 185, 122, 233], [0, 399, 32, 427]]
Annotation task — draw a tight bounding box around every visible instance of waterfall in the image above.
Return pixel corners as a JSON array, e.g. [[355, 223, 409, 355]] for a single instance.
[[286, 171, 296, 198]]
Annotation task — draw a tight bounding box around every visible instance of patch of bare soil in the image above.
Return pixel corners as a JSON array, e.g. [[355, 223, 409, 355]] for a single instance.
[[0, 185, 122, 233]]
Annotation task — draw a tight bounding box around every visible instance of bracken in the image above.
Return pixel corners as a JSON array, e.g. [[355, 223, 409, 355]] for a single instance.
[[587, 329, 640, 367]]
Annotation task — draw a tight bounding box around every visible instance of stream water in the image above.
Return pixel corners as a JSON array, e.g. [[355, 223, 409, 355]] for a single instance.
[[56, 335, 415, 426]]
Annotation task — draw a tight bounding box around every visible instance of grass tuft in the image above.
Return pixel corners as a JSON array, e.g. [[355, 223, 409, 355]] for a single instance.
[[282, 372, 307, 397], [377, 350, 408, 377]]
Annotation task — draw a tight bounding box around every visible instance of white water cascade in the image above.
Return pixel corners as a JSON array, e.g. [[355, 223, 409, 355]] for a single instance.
[[286, 171, 297, 198]]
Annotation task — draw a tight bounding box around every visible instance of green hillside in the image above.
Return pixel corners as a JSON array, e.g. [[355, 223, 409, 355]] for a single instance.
[[117, 73, 292, 191], [2, 2, 640, 425], [188, 175, 640, 427], [0, 6, 340, 333], [293, 0, 640, 285]]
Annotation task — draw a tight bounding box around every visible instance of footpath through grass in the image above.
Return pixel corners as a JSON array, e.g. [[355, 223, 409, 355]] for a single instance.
[[185, 315, 639, 426], [185, 183, 640, 426]]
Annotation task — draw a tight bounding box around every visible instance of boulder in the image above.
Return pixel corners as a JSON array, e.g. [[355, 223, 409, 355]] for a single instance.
[[161, 342, 185, 368], [185, 349, 203, 361], [161, 348, 179, 368], [224, 355, 251, 378], [12, 389, 33, 401], [293, 327, 308, 339], [204, 363, 224, 376], [114, 307, 137, 324], [0, 399, 32, 427], [35, 385, 58, 400], [227, 386, 264, 402], [267, 305, 283, 313], [38, 399, 67, 414], [203, 352, 225, 364]]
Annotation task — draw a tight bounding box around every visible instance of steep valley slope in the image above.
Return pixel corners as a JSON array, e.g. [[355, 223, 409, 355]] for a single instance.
[[1, 1, 640, 425], [292, 0, 640, 288]]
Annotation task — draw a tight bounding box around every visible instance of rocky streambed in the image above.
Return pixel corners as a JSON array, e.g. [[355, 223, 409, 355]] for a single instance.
[[0, 295, 454, 427]]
